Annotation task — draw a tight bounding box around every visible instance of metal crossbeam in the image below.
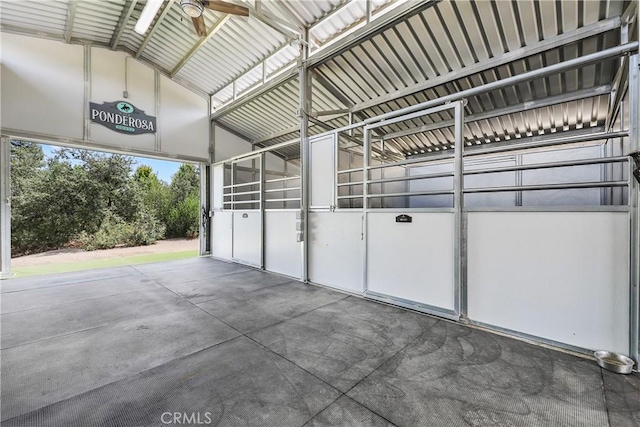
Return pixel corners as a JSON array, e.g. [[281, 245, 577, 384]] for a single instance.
[[170, 14, 231, 77], [211, 71, 297, 119], [64, 0, 78, 43], [249, 5, 302, 38], [136, 0, 175, 59], [265, 1, 304, 33], [383, 85, 612, 141], [312, 70, 354, 108], [111, 0, 139, 49], [351, 17, 622, 113]]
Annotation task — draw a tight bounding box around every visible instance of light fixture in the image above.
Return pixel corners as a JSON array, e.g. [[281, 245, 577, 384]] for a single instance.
[[134, 0, 165, 35], [180, 0, 204, 18]]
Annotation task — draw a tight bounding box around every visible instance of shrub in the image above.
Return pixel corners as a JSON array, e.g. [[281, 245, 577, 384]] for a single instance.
[[77, 208, 166, 251], [166, 194, 200, 238], [77, 211, 130, 251], [128, 207, 166, 246]]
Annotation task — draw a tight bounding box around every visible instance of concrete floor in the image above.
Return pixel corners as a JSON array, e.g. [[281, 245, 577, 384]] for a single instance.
[[1, 257, 638, 427]]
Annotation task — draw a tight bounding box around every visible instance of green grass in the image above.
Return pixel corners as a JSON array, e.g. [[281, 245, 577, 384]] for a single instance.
[[11, 250, 199, 278]]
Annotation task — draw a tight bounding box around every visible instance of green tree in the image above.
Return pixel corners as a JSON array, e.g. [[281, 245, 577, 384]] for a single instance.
[[10, 141, 45, 253], [133, 165, 154, 183], [165, 164, 200, 238], [10, 144, 197, 254], [133, 165, 171, 233], [170, 164, 199, 202], [59, 149, 141, 222]]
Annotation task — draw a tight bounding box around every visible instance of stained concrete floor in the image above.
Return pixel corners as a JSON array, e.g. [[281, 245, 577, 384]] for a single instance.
[[1, 257, 638, 427]]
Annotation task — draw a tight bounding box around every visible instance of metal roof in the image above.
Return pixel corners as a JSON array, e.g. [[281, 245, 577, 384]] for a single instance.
[[212, 0, 634, 159], [1, 0, 636, 160]]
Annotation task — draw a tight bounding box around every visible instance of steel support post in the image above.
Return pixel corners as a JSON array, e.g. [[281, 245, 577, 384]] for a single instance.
[[0, 137, 12, 279], [629, 52, 639, 365], [260, 153, 265, 270], [362, 127, 370, 292], [83, 44, 91, 141], [300, 30, 311, 282], [199, 162, 210, 256], [453, 101, 466, 319]]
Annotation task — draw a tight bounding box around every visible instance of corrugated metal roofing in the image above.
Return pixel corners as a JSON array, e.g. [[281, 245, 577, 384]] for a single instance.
[[175, 15, 287, 94], [310, 0, 391, 44], [216, 74, 347, 140], [0, 0, 69, 35], [72, 0, 126, 44], [1, 0, 635, 161], [308, 0, 629, 157]]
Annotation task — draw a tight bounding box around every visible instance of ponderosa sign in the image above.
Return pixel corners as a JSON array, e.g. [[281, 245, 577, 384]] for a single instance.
[[89, 101, 156, 135]]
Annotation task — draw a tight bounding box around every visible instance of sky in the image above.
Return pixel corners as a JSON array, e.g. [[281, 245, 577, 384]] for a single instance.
[[41, 144, 183, 184]]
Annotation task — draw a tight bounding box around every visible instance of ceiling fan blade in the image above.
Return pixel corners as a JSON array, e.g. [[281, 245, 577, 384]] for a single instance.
[[191, 15, 207, 37], [203, 0, 249, 16]]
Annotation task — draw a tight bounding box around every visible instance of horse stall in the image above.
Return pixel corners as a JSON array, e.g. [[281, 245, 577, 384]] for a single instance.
[[212, 140, 302, 279], [303, 97, 633, 356]]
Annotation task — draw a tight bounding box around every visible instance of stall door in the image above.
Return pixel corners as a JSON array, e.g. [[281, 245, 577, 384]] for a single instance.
[[307, 134, 365, 293], [232, 210, 261, 267], [211, 164, 232, 260], [231, 156, 262, 267]]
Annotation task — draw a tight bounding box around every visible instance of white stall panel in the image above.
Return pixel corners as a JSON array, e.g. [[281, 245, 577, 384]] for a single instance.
[[265, 211, 301, 279], [232, 210, 261, 267], [467, 211, 629, 354], [367, 212, 455, 310], [1, 33, 84, 139], [310, 135, 335, 208], [212, 211, 232, 261], [309, 212, 363, 293]]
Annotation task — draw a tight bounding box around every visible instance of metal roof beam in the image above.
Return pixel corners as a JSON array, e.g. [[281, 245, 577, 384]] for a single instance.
[[350, 16, 621, 113], [170, 14, 231, 78], [384, 85, 612, 141], [252, 125, 299, 145], [264, 1, 305, 32], [111, 0, 139, 49], [64, 0, 78, 43], [312, 70, 354, 108], [211, 71, 297, 119], [311, 109, 351, 117], [136, 0, 175, 59], [251, 120, 343, 146], [249, 6, 302, 38], [213, 120, 254, 142]]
